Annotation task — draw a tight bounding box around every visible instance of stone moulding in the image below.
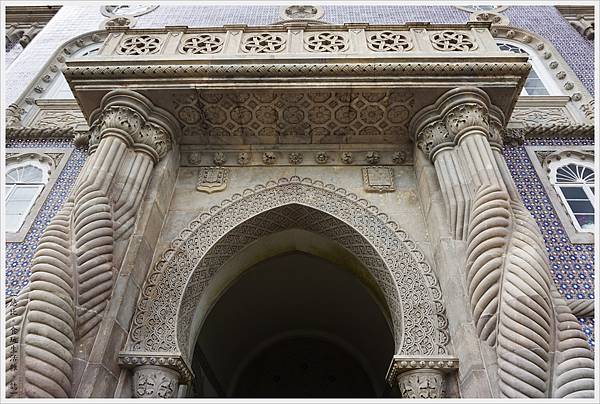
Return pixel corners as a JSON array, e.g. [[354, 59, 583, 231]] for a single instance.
[[122, 177, 453, 383], [63, 61, 531, 80], [8, 29, 107, 117]]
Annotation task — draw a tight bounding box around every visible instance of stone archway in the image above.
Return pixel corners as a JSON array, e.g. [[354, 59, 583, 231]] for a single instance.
[[120, 177, 456, 397]]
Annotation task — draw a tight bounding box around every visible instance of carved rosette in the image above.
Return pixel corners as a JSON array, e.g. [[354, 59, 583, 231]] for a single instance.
[[133, 365, 180, 398], [386, 356, 459, 399]]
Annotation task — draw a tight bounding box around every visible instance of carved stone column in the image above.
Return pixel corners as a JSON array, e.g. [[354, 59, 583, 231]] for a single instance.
[[386, 356, 459, 398], [133, 365, 180, 398], [410, 87, 594, 398], [5, 89, 180, 398]]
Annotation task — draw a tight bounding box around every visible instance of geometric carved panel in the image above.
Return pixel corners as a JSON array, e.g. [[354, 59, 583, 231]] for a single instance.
[[173, 89, 415, 145]]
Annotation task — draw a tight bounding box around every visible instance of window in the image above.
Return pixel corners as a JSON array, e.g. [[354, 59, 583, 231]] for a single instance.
[[44, 43, 101, 99], [497, 41, 556, 96], [5, 161, 48, 233], [550, 161, 595, 233]]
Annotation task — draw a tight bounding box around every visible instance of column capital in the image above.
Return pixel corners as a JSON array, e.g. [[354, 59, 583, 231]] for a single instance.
[[411, 87, 506, 161], [118, 352, 194, 385], [386, 355, 459, 398], [88, 89, 180, 161]]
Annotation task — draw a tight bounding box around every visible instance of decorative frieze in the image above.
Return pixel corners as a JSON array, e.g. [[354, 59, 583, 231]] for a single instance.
[[511, 107, 572, 126], [180, 149, 412, 166]]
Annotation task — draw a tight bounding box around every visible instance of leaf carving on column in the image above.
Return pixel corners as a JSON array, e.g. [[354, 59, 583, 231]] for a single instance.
[[9, 202, 76, 397]]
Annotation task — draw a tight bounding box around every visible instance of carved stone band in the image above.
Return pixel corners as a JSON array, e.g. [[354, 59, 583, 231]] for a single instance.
[[410, 87, 506, 161], [386, 355, 459, 399], [88, 89, 179, 162]]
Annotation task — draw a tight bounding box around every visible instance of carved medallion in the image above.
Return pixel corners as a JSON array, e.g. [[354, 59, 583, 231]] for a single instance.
[[196, 167, 229, 193], [362, 166, 395, 193]]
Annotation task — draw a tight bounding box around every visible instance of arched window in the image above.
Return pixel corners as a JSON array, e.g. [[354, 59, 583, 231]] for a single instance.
[[44, 43, 101, 99], [549, 159, 595, 232], [496, 40, 558, 96], [5, 160, 49, 232]]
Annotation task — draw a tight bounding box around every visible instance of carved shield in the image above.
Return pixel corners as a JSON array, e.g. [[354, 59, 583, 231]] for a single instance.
[[196, 167, 229, 193]]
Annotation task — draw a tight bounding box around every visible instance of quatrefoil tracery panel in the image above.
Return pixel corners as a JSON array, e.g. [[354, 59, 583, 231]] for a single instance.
[[179, 34, 224, 54], [118, 35, 162, 55], [305, 32, 349, 53], [242, 33, 287, 53], [430, 31, 477, 52], [367, 31, 413, 52]]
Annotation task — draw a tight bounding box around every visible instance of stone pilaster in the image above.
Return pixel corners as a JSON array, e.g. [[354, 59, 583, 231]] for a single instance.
[[386, 356, 459, 398]]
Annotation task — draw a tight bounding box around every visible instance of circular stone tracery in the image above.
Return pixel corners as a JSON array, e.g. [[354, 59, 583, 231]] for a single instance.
[[128, 178, 449, 364]]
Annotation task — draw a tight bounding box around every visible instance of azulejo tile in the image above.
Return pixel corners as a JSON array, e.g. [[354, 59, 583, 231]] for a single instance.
[[5, 138, 87, 297], [503, 136, 595, 348]]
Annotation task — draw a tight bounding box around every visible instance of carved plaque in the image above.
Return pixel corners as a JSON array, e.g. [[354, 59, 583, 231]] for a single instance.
[[196, 167, 229, 193], [362, 166, 395, 192]]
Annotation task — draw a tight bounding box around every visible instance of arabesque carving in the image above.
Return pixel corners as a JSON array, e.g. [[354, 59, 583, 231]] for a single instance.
[[123, 178, 451, 377]]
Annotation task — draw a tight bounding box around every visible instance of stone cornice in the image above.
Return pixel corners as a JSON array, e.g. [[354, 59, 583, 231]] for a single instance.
[[516, 123, 594, 138], [63, 61, 531, 81]]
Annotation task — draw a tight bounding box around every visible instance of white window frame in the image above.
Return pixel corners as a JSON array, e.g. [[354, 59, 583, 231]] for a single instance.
[[5, 160, 50, 233], [496, 39, 563, 97], [5, 149, 73, 242], [548, 158, 595, 233]]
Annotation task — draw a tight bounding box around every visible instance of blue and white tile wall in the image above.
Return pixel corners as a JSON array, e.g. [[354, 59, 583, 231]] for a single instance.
[[5, 138, 87, 297], [503, 136, 595, 349]]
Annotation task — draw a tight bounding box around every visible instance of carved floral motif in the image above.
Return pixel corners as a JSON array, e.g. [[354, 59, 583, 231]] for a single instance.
[[133, 366, 179, 398], [397, 370, 446, 398]]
